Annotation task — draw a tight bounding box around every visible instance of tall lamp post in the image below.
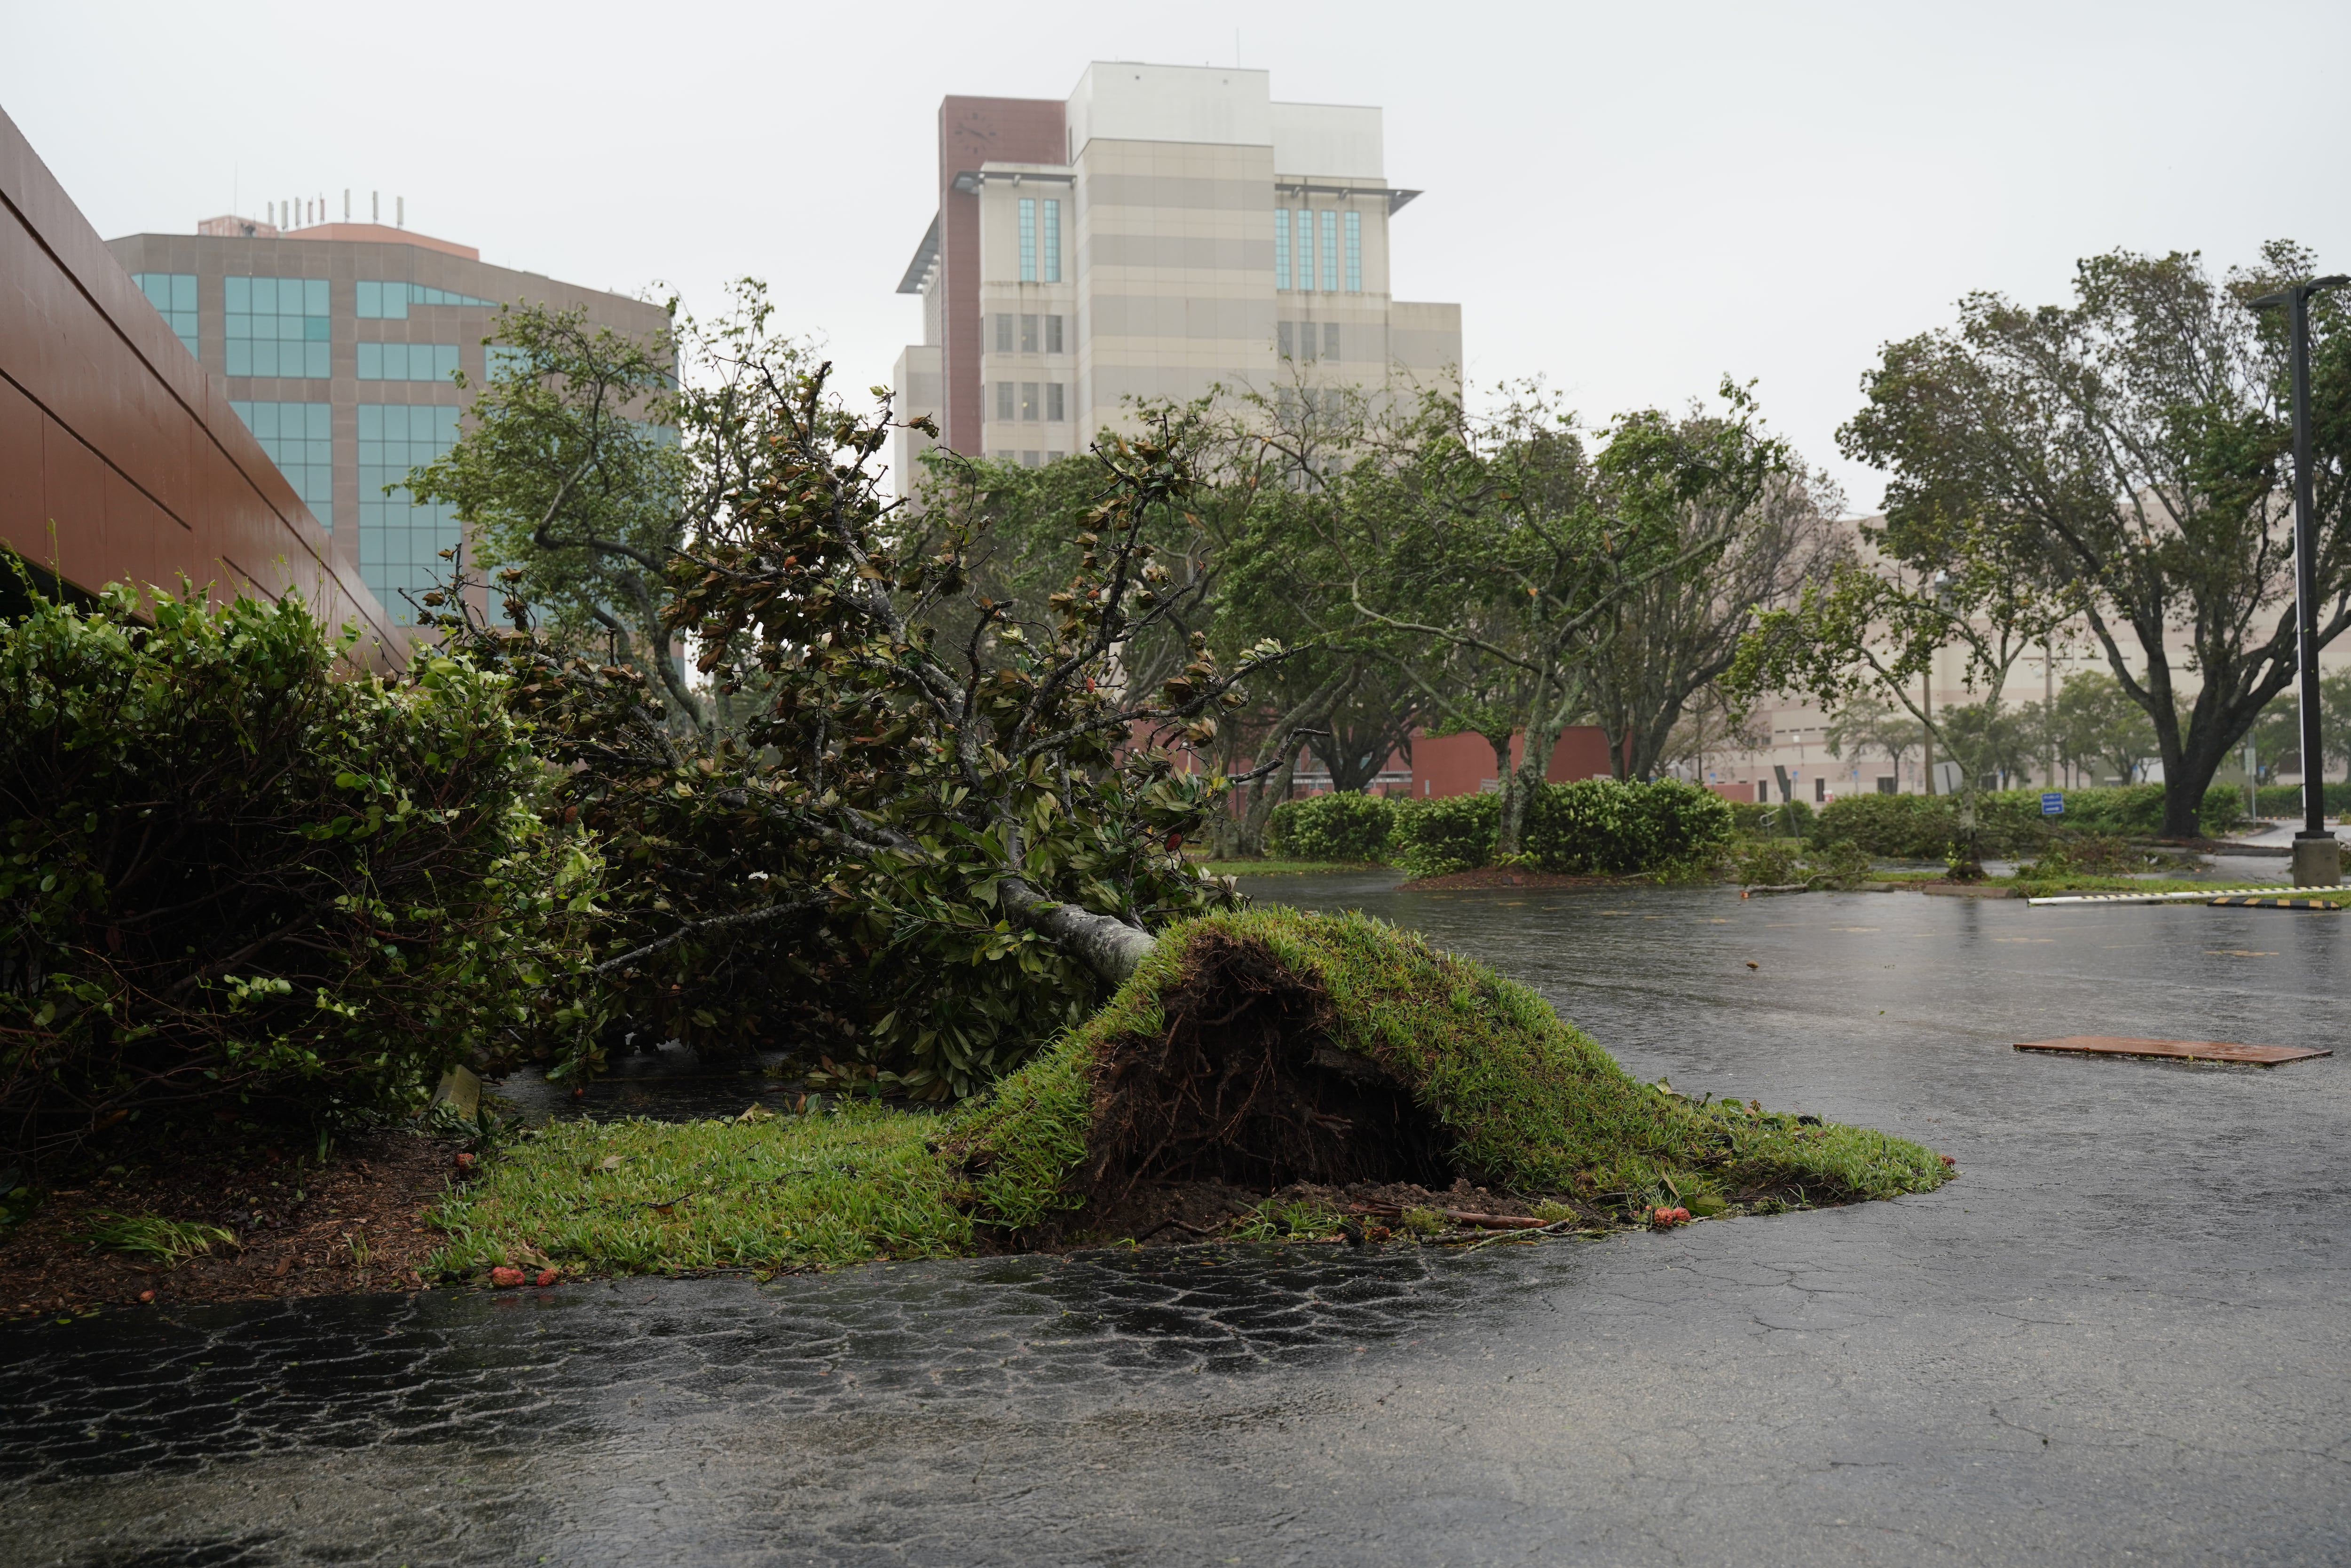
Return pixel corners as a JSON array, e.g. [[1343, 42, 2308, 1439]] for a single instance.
[[2250, 275, 2349, 887]]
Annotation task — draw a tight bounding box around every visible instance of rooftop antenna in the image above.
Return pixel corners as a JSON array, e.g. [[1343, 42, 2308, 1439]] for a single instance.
[[343, 189, 350, 221], [397, 195, 404, 229], [371, 190, 379, 222]]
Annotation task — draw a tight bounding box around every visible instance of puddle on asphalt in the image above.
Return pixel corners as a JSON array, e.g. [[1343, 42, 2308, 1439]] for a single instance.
[[0, 1238, 1585, 1486]]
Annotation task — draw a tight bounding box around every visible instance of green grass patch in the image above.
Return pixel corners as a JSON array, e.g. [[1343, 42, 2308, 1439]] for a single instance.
[[81, 1213, 238, 1266], [433, 908, 1950, 1279], [428, 1103, 971, 1276]]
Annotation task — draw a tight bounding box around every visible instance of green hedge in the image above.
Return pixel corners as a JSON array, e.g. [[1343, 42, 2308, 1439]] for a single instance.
[[2254, 781, 2351, 817], [1388, 780, 1734, 880], [1390, 793, 1500, 879], [1264, 791, 1396, 862], [0, 585, 592, 1166], [1809, 784, 2247, 859], [1522, 779, 1733, 875]]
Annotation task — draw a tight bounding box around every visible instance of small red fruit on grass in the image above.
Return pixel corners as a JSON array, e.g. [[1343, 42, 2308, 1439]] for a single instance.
[[489, 1266, 525, 1287], [534, 1269, 558, 1288], [1651, 1206, 1692, 1228], [454, 1151, 475, 1170], [137, 1290, 155, 1303]]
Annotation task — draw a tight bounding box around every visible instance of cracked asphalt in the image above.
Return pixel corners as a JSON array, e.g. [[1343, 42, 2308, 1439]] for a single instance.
[[3, 879, 2344, 1566]]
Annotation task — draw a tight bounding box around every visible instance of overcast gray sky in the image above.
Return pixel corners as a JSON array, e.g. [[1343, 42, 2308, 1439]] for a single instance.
[[7, 0, 2345, 511]]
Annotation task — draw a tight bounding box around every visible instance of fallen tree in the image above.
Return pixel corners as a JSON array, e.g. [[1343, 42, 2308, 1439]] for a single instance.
[[431, 907, 1954, 1276], [431, 368, 1281, 1095]]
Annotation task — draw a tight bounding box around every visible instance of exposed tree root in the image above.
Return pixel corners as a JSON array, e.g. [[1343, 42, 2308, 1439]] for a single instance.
[[1078, 930, 1451, 1211]]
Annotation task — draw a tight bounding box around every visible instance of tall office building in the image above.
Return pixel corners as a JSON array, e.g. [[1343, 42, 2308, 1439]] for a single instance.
[[105, 215, 667, 630], [892, 63, 1460, 491]]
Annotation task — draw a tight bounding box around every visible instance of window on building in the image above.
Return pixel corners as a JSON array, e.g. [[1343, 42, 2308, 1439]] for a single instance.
[[1277, 320, 1293, 360], [1320, 211, 1339, 292], [1021, 450, 1039, 468], [1046, 382, 1065, 422], [485, 344, 532, 379], [994, 450, 1014, 463], [995, 314, 1013, 353], [1324, 323, 1341, 361], [1273, 209, 1291, 292], [1020, 314, 1038, 353], [1295, 211, 1314, 292], [1045, 314, 1064, 353], [356, 403, 464, 623], [225, 276, 330, 378], [1019, 382, 1038, 421], [996, 381, 1014, 420], [355, 281, 496, 320], [131, 274, 198, 359], [356, 343, 462, 382], [1344, 210, 1362, 292], [1042, 198, 1062, 283], [1815, 777, 1826, 803], [1018, 197, 1037, 282], [230, 400, 333, 528], [1046, 450, 1064, 463]]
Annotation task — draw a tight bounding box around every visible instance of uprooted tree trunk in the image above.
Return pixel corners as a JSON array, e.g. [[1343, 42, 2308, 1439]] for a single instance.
[[996, 875, 1160, 988]]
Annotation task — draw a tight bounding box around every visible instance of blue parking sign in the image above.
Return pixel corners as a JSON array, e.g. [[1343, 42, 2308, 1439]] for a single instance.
[[2041, 791, 2064, 815]]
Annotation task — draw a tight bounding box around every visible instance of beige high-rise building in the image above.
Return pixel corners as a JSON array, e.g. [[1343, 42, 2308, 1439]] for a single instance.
[[892, 63, 1460, 492]]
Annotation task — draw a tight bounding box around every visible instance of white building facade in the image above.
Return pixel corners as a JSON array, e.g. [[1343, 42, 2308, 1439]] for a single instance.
[[892, 63, 1460, 490]]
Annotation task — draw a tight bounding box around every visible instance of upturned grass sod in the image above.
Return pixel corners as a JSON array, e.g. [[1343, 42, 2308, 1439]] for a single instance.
[[432, 908, 1950, 1280]]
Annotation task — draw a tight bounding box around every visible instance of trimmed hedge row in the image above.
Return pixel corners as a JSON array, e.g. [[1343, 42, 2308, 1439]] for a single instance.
[[1264, 790, 1397, 862], [2254, 781, 2351, 817], [1268, 781, 1735, 881], [1807, 784, 2248, 859]]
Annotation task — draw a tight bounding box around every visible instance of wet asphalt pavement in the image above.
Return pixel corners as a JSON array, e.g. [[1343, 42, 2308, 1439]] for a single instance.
[[4, 878, 2346, 1567]]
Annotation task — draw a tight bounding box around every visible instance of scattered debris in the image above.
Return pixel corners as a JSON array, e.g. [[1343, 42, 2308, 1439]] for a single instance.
[[2014, 1035, 2329, 1067]]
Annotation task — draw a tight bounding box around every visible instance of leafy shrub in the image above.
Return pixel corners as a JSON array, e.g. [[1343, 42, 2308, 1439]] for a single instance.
[[1813, 785, 2243, 859], [1734, 840, 1804, 886], [1521, 779, 1734, 875], [2256, 782, 2351, 818], [1264, 791, 1396, 862], [0, 585, 592, 1166], [1389, 793, 1500, 879]]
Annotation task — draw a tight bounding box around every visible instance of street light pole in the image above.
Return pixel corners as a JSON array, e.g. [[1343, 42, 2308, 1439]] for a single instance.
[[2251, 275, 2349, 887]]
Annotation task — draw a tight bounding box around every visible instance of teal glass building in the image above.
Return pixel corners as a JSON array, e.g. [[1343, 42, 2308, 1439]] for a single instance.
[[107, 218, 668, 638]]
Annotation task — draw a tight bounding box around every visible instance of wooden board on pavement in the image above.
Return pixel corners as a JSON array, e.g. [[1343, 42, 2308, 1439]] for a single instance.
[[2014, 1035, 2330, 1067]]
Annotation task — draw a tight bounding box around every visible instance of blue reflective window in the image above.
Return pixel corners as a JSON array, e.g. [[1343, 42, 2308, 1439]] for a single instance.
[[357, 402, 465, 622], [1344, 211, 1362, 293], [1295, 210, 1315, 292], [224, 275, 330, 378], [230, 400, 334, 529], [1320, 211, 1338, 292], [1042, 199, 1061, 284], [1273, 210, 1290, 292], [130, 273, 199, 358], [1018, 197, 1037, 282], [355, 280, 496, 320], [485, 345, 531, 379], [356, 342, 462, 382]]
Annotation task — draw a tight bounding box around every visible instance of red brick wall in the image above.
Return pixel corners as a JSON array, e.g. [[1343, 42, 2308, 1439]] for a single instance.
[[0, 105, 394, 661], [936, 96, 1065, 456]]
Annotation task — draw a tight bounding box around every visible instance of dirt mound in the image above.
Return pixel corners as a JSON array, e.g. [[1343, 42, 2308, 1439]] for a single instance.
[[1081, 928, 1450, 1206]]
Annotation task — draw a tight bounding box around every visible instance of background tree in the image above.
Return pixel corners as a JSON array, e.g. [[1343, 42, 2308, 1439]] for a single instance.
[[1346, 381, 1790, 852], [1840, 242, 2351, 836], [1585, 456, 1843, 782], [1824, 694, 1924, 789], [411, 279, 809, 735], [1732, 511, 2079, 875], [2044, 669, 2160, 786]]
